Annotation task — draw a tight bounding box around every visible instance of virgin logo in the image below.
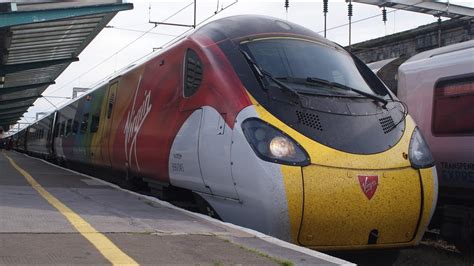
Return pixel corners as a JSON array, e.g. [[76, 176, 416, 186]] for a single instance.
[[358, 175, 379, 200], [124, 75, 152, 171]]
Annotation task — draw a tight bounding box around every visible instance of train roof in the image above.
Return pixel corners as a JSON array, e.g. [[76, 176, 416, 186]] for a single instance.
[[405, 40, 474, 63], [193, 15, 332, 46], [11, 15, 337, 134], [367, 58, 398, 73]]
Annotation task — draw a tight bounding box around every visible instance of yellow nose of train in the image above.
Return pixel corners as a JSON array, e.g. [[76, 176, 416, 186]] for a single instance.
[[254, 101, 438, 251]]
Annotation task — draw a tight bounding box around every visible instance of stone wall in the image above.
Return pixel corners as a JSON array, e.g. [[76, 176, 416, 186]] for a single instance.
[[350, 19, 473, 63]]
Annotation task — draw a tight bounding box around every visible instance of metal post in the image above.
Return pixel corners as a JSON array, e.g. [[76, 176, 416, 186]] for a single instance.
[[323, 0, 328, 38], [193, 0, 196, 28], [348, 0, 353, 51], [42, 96, 58, 109], [437, 15, 442, 47], [36, 112, 48, 121], [72, 87, 89, 99]]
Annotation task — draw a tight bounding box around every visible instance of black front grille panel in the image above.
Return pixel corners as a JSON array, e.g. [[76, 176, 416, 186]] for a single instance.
[[379, 116, 395, 134], [296, 110, 323, 131]]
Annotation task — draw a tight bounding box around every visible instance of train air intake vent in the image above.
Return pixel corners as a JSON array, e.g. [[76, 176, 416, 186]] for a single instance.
[[186, 57, 202, 87], [184, 49, 203, 97], [379, 116, 396, 134], [296, 111, 323, 131]]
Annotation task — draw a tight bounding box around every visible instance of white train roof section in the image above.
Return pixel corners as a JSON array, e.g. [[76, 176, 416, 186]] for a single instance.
[[405, 39, 474, 63]]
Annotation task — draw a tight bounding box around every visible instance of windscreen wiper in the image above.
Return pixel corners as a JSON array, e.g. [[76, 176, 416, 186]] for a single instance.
[[306, 77, 388, 107], [240, 49, 300, 103]]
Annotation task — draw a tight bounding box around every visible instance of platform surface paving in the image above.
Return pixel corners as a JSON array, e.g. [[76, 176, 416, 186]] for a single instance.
[[0, 150, 350, 265]]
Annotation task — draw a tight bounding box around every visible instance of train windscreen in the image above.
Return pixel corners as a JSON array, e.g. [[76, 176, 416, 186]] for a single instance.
[[241, 38, 378, 96]]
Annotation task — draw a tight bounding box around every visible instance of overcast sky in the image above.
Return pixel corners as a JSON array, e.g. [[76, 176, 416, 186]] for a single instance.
[[13, 0, 474, 130]]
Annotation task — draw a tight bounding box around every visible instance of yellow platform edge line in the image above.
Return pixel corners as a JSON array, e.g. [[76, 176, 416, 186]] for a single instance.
[[3, 153, 139, 266]]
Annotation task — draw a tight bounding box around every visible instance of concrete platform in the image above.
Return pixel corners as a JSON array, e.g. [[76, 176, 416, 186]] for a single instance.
[[0, 150, 351, 265]]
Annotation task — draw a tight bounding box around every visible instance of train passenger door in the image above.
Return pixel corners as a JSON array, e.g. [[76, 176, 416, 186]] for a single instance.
[[50, 112, 58, 157], [198, 107, 239, 200], [53, 113, 66, 160], [102, 80, 119, 167]]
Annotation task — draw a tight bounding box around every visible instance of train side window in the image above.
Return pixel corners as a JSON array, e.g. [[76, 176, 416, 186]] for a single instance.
[[432, 75, 474, 136], [60, 122, 65, 137], [183, 49, 203, 98], [80, 113, 89, 134], [107, 84, 117, 119], [72, 120, 79, 135], [54, 123, 60, 137], [90, 114, 100, 133], [66, 119, 72, 136]]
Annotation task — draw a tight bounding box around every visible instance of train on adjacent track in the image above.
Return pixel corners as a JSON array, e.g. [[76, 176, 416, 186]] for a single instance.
[[2, 15, 438, 251], [369, 40, 474, 250]]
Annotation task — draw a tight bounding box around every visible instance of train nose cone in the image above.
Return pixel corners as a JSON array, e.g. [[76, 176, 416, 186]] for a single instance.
[[297, 165, 422, 248]]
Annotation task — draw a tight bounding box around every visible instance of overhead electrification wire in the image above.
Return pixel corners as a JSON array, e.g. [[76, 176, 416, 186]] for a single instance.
[[90, 0, 238, 89], [105, 26, 178, 37], [317, 9, 396, 34], [44, 1, 195, 98], [41, 96, 59, 109], [317, 1, 424, 35], [44, 25, 158, 98]]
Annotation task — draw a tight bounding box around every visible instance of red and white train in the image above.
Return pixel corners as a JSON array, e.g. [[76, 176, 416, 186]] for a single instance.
[[3, 15, 438, 251]]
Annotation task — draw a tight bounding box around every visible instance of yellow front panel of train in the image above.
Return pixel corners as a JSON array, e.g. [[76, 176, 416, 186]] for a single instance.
[[298, 166, 422, 247]]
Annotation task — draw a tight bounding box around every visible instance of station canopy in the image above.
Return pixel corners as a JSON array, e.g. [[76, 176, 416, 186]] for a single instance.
[[0, 1, 133, 132]]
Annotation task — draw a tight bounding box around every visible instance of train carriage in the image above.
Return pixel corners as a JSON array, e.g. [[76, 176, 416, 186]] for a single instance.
[[26, 113, 55, 159], [8, 15, 438, 251], [397, 41, 474, 249]]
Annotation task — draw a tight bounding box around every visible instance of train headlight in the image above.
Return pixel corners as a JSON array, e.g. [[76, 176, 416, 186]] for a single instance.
[[241, 118, 310, 166], [269, 136, 296, 158], [408, 127, 435, 169]]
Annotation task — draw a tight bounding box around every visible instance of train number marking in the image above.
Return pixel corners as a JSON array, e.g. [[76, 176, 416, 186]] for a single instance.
[[124, 75, 152, 171], [358, 175, 379, 200], [171, 163, 184, 172]]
